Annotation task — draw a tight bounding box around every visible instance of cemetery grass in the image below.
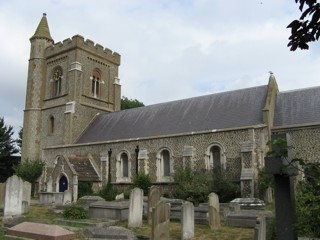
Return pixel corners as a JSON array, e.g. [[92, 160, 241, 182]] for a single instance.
[[1, 205, 254, 240]]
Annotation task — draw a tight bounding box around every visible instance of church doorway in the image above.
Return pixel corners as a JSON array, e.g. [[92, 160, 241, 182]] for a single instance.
[[59, 175, 68, 192]]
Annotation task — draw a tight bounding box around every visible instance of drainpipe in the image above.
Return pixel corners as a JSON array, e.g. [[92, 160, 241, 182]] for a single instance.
[[135, 146, 139, 176], [108, 148, 112, 184]]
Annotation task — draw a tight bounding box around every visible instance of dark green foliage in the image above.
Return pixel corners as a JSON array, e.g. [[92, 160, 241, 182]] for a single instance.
[[63, 203, 89, 219], [211, 168, 241, 203], [99, 183, 118, 201], [257, 168, 273, 200], [0, 117, 19, 182], [78, 181, 93, 198], [296, 180, 320, 237], [133, 172, 152, 195], [173, 168, 212, 206], [288, 0, 320, 51], [13, 159, 44, 195], [121, 96, 144, 110], [16, 127, 23, 153], [0, 117, 18, 158]]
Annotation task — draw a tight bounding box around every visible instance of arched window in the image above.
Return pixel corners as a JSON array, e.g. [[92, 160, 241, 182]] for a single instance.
[[156, 148, 174, 182], [52, 67, 62, 97], [91, 69, 102, 98], [48, 115, 54, 134], [121, 153, 129, 178], [210, 146, 221, 169], [116, 151, 131, 182], [205, 143, 226, 171]]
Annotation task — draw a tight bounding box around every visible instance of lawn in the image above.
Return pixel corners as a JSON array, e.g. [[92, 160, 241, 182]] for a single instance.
[[0, 205, 254, 240]]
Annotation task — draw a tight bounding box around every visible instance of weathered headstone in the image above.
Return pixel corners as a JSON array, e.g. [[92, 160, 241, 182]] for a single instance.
[[6, 221, 75, 240], [128, 187, 143, 228], [208, 192, 220, 228], [83, 226, 137, 240], [254, 215, 266, 240], [4, 175, 24, 216], [63, 190, 72, 204], [181, 201, 194, 240], [265, 133, 297, 240], [152, 200, 170, 240], [147, 186, 161, 224]]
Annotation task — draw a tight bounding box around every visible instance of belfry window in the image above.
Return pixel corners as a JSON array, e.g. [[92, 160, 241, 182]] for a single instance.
[[52, 67, 62, 97], [91, 69, 102, 98]]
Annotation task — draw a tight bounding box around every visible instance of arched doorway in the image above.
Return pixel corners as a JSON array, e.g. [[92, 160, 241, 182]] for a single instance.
[[59, 175, 68, 192]]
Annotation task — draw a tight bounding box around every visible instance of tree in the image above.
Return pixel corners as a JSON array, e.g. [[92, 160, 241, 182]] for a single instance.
[[16, 127, 23, 153], [0, 117, 18, 158], [121, 96, 144, 110], [288, 0, 320, 51], [0, 117, 19, 182]]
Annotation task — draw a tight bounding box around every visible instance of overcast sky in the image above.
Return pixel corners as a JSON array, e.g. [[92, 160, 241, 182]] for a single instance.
[[0, 0, 319, 138]]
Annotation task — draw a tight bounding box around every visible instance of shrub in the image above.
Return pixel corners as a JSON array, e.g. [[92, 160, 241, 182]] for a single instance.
[[133, 172, 152, 195], [63, 203, 89, 220], [173, 168, 212, 206], [257, 168, 273, 200], [99, 183, 118, 201], [211, 168, 241, 203], [295, 180, 320, 237], [13, 159, 44, 196], [78, 181, 93, 198]]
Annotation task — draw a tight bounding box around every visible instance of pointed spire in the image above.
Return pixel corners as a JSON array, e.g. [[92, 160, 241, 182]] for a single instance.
[[30, 13, 53, 42]]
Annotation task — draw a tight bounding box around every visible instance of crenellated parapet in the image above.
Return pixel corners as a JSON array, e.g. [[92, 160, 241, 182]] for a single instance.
[[45, 34, 121, 65]]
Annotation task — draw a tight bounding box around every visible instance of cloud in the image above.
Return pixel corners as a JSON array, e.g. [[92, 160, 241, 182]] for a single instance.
[[0, 0, 319, 137]]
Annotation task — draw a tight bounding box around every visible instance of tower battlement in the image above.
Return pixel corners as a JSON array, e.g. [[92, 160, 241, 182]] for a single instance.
[[46, 34, 121, 65]]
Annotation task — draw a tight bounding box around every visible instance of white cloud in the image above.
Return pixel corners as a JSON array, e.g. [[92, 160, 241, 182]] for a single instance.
[[0, 0, 319, 136]]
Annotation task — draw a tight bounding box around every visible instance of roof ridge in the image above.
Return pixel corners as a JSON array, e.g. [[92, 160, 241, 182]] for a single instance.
[[279, 85, 320, 94]]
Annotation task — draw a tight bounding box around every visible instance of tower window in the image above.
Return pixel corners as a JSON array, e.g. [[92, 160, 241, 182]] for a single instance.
[[52, 67, 62, 97], [48, 115, 54, 134], [91, 69, 102, 98]]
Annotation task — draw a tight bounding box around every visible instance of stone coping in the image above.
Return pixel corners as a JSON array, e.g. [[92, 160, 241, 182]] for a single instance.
[[89, 200, 129, 209]]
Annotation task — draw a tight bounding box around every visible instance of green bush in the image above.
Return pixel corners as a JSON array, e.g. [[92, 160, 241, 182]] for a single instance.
[[296, 180, 320, 237], [133, 172, 152, 195], [13, 159, 44, 196], [63, 204, 89, 220], [99, 183, 118, 201], [173, 168, 212, 206], [78, 181, 93, 198], [211, 168, 241, 203], [257, 168, 273, 200]]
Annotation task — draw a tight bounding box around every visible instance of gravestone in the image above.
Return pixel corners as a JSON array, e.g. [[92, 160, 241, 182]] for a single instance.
[[4, 175, 25, 216], [22, 181, 31, 208], [254, 215, 266, 240], [83, 226, 137, 240], [181, 201, 194, 240], [265, 133, 297, 240], [6, 221, 75, 239], [208, 192, 220, 228], [128, 187, 143, 228], [152, 200, 170, 240], [89, 200, 129, 221], [147, 186, 161, 224]]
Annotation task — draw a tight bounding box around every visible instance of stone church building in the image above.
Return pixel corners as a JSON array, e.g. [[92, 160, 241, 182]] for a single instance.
[[22, 14, 320, 201]]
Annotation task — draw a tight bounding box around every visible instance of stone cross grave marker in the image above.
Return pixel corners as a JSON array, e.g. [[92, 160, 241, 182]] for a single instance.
[[148, 186, 161, 224], [181, 201, 194, 240], [208, 192, 220, 228], [128, 187, 143, 228], [152, 200, 170, 240], [265, 133, 297, 240]]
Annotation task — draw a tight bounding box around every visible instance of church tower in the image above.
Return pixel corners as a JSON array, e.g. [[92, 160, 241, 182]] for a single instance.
[[22, 13, 54, 161], [22, 14, 121, 161]]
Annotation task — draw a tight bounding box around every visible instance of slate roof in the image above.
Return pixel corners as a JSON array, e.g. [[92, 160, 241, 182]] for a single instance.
[[67, 156, 100, 182], [274, 86, 320, 127], [76, 85, 268, 144]]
